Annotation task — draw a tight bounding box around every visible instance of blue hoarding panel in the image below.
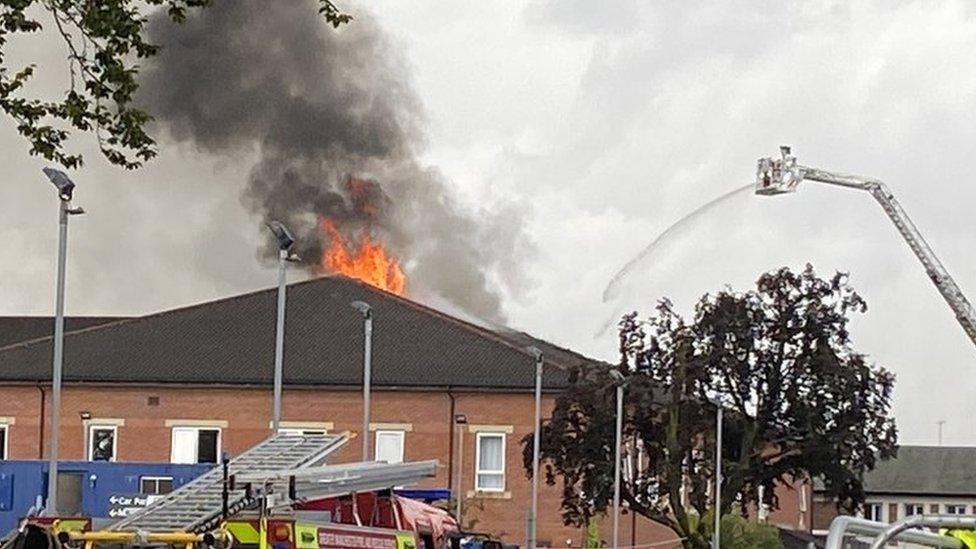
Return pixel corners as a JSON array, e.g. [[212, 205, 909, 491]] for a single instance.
[[0, 474, 12, 511], [0, 461, 211, 534], [394, 488, 450, 502]]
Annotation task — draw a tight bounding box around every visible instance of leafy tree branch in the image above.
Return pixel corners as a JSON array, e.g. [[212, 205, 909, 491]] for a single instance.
[[524, 265, 898, 549], [0, 0, 350, 169]]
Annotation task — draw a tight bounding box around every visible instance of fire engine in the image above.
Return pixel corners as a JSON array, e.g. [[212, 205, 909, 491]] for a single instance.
[[5, 434, 478, 549]]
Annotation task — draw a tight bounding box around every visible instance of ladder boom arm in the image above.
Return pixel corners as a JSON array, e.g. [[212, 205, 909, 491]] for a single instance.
[[801, 166, 976, 347]]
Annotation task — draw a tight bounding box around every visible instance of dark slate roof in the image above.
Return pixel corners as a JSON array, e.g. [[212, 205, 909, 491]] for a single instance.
[[490, 327, 594, 371], [0, 276, 595, 390], [815, 446, 976, 497], [0, 317, 128, 347]]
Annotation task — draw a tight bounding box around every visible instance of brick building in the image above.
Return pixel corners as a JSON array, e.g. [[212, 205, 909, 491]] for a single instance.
[[0, 276, 686, 546]]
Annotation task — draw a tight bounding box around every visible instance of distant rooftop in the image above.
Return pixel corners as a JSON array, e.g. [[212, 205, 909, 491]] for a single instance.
[[816, 446, 976, 497]]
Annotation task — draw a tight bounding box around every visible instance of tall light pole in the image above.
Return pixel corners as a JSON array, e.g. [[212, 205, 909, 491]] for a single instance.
[[608, 369, 627, 549], [41, 167, 84, 515], [711, 398, 723, 549], [526, 347, 544, 549], [454, 413, 468, 522], [351, 301, 373, 461], [267, 221, 298, 433]]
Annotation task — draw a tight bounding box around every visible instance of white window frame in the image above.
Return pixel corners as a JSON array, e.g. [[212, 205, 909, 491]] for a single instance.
[[863, 502, 883, 522], [170, 427, 222, 464], [140, 476, 174, 495], [905, 503, 924, 516], [0, 423, 9, 460], [86, 424, 118, 462], [946, 504, 968, 515], [475, 432, 506, 492], [374, 430, 405, 464]]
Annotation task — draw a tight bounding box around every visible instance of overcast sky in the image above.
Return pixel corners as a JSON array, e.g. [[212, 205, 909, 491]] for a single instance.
[[1, 1, 974, 446]]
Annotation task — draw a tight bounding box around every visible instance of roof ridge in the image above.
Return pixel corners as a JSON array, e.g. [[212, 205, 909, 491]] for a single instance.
[[0, 315, 130, 319], [495, 326, 599, 364], [327, 276, 582, 368], [0, 277, 328, 353], [0, 316, 140, 352]]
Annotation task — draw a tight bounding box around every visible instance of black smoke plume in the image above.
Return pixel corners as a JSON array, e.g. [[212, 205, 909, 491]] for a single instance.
[[139, 0, 527, 322]]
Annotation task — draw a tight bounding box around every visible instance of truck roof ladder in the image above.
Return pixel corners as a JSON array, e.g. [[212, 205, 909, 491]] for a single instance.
[[109, 433, 348, 534]]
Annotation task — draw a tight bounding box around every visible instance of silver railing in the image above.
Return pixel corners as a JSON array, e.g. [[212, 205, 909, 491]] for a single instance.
[[825, 515, 964, 549]]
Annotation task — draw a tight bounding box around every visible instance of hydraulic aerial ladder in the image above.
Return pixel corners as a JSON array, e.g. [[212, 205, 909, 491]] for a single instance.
[[755, 146, 976, 349]]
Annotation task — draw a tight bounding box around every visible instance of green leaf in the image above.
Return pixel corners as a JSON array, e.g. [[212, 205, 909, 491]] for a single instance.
[[0, 0, 350, 169]]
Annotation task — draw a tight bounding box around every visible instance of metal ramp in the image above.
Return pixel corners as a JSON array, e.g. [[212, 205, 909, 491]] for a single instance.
[[234, 460, 440, 502], [110, 433, 347, 533]]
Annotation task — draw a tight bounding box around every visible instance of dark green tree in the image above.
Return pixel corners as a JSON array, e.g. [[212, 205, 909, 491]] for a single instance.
[[524, 265, 897, 549], [718, 510, 783, 549], [0, 0, 350, 169]]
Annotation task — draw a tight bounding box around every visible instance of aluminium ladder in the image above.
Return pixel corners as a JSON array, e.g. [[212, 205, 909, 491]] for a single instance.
[[233, 460, 440, 502], [110, 433, 348, 534]]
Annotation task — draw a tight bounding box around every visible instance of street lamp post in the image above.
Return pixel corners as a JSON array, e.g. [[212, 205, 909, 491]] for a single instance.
[[454, 413, 468, 522], [608, 369, 627, 549], [351, 301, 373, 461], [41, 167, 84, 515], [267, 221, 298, 434], [711, 399, 723, 549], [526, 347, 544, 549]]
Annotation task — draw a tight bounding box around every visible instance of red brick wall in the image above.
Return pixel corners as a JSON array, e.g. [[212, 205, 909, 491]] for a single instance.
[[0, 384, 689, 547], [1, 386, 45, 460], [767, 478, 811, 532], [811, 500, 838, 532]]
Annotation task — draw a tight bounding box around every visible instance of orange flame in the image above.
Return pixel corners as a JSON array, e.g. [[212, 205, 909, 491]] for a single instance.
[[320, 219, 406, 295]]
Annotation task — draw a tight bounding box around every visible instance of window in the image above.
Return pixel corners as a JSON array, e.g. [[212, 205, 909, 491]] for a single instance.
[[170, 427, 220, 464], [375, 430, 405, 464], [87, 425, 117, 462], [0, 424, 8, 460], [947, 504, 968, 515], [904, 503, 924, 516], [475, 433, 505, 492], [280, 428, 327, 436], [863, 502, 883, 522], [140, 476, 174, 495]]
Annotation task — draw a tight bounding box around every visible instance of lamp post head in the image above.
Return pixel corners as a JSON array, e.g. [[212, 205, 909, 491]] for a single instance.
[[42, 167, 76, 201], [608, 369, 627, 385], [526, 346, 543, 362], [350, 300, 372, 318], [755, 145, 803, 196], [266, 220, 296, 251]]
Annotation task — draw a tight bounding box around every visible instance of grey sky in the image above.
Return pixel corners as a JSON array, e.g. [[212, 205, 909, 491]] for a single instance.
[[1, 1, 974, 446]]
